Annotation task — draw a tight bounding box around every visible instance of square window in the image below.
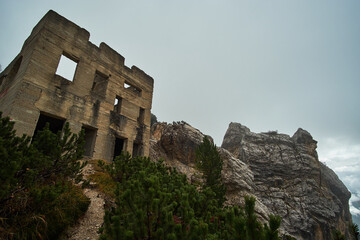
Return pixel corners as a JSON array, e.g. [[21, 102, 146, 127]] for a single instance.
[[92, 70, 108, 95], [124, 81, 141, 96], [55, 54, 78, 81]]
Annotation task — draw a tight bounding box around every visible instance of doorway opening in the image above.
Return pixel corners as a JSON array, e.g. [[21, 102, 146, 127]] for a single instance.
[[113, 137, 126, 160], [82, 126, 97, 157], [33, 113, 65, 138]]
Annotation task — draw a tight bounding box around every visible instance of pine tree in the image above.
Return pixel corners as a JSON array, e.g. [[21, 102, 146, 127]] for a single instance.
[[0, 113, 89, 239], [264, 215, 281, 240], [151, 113, 158, 126], [243, 195, 263, 240], [195, 136, 226, 206], [332, 229, 346, 240], [351, 223, 359, 240], [0, 114, 32, 202]]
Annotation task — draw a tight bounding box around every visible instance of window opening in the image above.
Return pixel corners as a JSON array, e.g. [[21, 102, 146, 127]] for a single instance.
[[92, 71, 108, 95], [82, 126, 97, 157], [114, 96, 122, 113], [132, 142, 142, 157], [55, 53, 78, 81], [124, 81, 141, 96], [33, 113, 65, 139], [114, 137, 126, 160], [138, 108, 145, 124]]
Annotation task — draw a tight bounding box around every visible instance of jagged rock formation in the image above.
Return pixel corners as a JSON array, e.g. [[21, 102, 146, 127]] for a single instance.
[[150, 121, 207, 181], [222, 123, 352, 239], [150, 121, 353, 239]]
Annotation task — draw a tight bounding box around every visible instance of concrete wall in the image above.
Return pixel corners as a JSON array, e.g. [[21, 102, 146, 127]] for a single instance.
[[0, 10, 154, 161]]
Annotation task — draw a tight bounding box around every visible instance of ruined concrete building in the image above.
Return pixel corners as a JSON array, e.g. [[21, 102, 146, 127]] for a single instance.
[[0, 10, 154, 161]]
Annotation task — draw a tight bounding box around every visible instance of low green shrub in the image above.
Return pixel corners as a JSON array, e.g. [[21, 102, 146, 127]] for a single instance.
[[2, 181, 89, 239], [89, 171, 117, 198], [0, 112, 89, 239], [98, 153, 282, 240]]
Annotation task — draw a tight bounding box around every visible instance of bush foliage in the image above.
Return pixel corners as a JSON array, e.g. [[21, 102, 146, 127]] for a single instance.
[[98, 143, 282, 239], [350, 223, 359, 240], [151, 113, 158, 127], [195, 136, 226, 207], [0, 113, 89, 239]]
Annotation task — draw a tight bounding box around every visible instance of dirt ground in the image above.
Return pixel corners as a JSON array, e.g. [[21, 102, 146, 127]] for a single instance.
[[62, 162, 105, 240]]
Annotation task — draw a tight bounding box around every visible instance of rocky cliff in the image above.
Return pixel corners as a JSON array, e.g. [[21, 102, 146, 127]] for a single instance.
[[150, 121, 353, 239]]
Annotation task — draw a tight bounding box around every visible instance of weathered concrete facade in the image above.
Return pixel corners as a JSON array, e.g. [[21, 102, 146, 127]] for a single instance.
[[0, 10, 154, 161]]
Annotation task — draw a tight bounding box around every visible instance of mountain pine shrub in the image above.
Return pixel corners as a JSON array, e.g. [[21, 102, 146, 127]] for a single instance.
[[98, 153, 282, 240], [351, 223, 359, 240], [0, 113, 89, 239], [195, 136, 226, 207]]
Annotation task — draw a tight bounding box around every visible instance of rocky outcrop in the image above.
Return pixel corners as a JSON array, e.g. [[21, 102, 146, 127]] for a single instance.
[[150, 121, 208, 182], [150, 121, 353, 239], [222, 123, 352, 239]]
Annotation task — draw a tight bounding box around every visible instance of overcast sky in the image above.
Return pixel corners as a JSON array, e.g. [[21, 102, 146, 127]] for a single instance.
[[1, 0, 359, 217]]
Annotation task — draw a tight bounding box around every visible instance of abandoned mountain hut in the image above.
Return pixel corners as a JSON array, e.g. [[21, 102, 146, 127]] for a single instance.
[[0, 10, 154, 161]]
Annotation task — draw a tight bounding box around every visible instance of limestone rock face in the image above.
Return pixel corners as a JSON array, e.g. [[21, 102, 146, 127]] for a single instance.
[[150, 121, 353, 239], [222, 122, 352, 239], [150, 122, 207, 181], [151, 121, 208, 165]]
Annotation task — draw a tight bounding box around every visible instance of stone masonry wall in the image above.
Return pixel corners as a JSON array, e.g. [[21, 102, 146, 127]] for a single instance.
[[0, 10, 154, 161]]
